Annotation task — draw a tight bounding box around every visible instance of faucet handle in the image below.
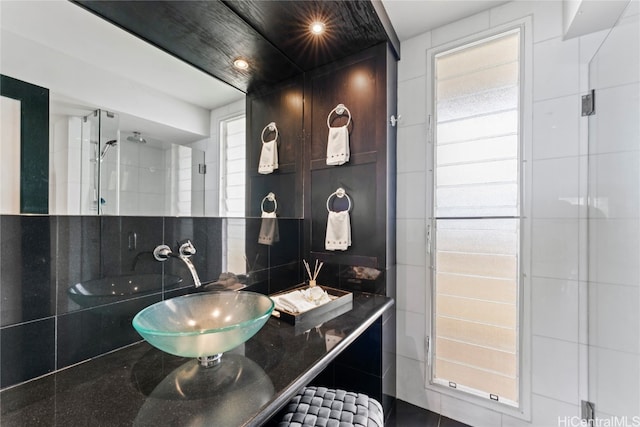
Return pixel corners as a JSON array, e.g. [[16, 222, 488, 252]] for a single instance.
[[153, 244, 172, 261], [178, 240, 197, 257]]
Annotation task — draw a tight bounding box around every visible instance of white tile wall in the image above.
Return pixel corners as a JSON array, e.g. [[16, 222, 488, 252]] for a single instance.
[[397, 124, 428, 173], [532, 277, 579, 342], [532, 336, 579, 404], [396, 264, 426, 314], [588, 83, 640, 155], [396, 172, 426, 219], [502, 394, 580, 427], [589, 347, 640, 418], [531, 218, 580, 280], [533, 37, 580, 101], [532, 96, 580, 160], [396, 218, 427, 266], [395, 0, 639, 425], [532, 157, 581, 218], [396, 309, 425, 361], [588, 219, 639, 286], [589, 282, 640, 354]]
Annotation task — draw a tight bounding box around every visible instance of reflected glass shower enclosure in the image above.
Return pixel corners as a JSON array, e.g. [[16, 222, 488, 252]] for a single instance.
[[80, 109, 120, 215]]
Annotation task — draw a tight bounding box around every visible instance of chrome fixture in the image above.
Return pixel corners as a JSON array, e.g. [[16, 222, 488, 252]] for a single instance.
[[99, 139, 118, 161], [127, 131, 147, 144], [153, 240, 202, 288]]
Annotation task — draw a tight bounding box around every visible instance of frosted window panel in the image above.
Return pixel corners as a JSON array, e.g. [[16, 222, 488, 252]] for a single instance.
[[437, 135, 517, 166], [437, 88, 518, 123], [437, 273, 517, 304], [226, 144, 245, 161], [436, 317, 517, 352], [436, 227, 518, 255], [225, 171, 245, 186], [436, 294, 516, 328], [432, 28, 521, 406], [436, 32, 519, 79], [224, 199, 244, 213], [437, 251, 517, 279], [437, 62, 519, 101], [436, 159, 517, 186], [435, 359, 518, 402], [436, 184, 518, 217], [226, 117, 245, 134], [437, 110, 518, 144], [437, 218, 518, 232], [436, 338, 516, 377], [226, 158, 245, 173]]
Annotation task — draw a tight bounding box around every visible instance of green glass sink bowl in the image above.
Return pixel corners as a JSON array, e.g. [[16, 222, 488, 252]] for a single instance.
[[132, 291, 274, 358]]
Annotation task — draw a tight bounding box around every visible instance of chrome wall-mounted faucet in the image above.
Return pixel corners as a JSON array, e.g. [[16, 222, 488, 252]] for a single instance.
[[153, 240, 202, 288]]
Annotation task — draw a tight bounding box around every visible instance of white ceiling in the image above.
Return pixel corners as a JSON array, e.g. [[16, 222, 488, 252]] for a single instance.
[[0, 1, 243, 111], [382, 0, 512, 41]]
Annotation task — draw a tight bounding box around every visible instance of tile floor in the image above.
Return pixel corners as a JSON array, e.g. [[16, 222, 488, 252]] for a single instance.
[[387, 399, 472, 427]]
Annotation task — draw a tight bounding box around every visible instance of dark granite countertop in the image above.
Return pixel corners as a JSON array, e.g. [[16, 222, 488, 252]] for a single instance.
[[0, 292, 393, 427]]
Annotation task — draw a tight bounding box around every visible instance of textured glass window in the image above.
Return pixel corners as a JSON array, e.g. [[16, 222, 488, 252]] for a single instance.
[[432, 29, 521, 406], [220, 116, 246, 217], [220, 115, 246, 274]]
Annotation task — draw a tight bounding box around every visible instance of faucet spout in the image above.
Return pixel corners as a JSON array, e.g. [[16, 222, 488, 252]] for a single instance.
[[179, 255, 202, 288], [153, 244, 202, 288]]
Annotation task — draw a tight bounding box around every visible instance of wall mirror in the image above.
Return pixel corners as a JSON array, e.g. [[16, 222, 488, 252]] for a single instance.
[[0, 1, 247, 216]]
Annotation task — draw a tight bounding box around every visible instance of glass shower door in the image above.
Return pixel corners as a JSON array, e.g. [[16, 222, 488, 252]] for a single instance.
[[80, 109, 120, 215], [586, 2, 640, 421]]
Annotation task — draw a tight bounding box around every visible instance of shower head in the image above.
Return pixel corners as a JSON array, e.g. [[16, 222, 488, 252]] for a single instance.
[[127, 131, 147, 144], [99, 139, 118, 161]]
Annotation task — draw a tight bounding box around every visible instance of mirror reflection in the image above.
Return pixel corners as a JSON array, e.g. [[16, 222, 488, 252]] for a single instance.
[[1, 0, 246, 216]]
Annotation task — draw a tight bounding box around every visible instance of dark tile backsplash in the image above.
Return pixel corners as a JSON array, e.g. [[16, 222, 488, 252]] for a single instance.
[[0, 215, 302, 389], [1, 318, 55, 388], [1, 216, 55, 327]]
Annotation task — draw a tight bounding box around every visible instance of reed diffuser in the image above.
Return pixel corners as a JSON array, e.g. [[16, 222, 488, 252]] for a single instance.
[[303, 259, 323, 288]]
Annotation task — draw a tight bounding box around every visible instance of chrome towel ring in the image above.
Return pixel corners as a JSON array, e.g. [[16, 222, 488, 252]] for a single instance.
[[261, 192, 277, 214], [326, 104, 351, 128], [326, 188, 352, 212], [261, 122, 278, 143]]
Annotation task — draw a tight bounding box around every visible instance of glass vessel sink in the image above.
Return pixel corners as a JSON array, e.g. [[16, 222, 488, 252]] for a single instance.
[[132, 291, 274, 365]]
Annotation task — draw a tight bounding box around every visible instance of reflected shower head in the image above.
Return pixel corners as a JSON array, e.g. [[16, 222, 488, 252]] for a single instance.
[[99, 139, 118, 161], [127, 131, 147, 144]]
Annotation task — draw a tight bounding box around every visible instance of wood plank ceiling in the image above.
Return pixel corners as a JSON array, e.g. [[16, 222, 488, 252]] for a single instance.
[[73, 0, 398, 94]]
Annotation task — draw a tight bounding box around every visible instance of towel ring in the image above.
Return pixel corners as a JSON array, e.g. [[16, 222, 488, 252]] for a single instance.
[[261, 192, 277, 214], [326, 104, 351, 128], [261, 122, 279, 144], [326, 188, 352, 212]]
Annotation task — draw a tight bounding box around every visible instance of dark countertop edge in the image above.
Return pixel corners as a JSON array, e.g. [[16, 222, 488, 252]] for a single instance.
[[245, 296, 395, 427]]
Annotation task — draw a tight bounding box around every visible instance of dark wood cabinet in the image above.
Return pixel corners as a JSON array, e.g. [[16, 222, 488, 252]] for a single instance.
[[246, 42, 397, 417]]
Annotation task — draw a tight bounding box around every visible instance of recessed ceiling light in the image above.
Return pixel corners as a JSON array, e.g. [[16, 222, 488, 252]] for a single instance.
[[310, 21, 325, 35], [233, 58, 249, 70]]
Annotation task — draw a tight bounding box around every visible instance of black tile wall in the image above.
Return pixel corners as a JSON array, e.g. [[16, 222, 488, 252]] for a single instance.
[[0, 318, 55, 388], [0, 215, 302, 389], [164, 216, 223, 286], [1, 216, 55, 327], [56, 216, 101, 315]]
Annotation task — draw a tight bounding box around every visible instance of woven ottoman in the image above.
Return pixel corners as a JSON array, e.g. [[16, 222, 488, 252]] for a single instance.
[[278, 386, 384, 427]]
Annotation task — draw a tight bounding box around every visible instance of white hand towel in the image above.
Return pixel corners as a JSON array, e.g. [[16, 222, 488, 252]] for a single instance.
[[326, 126, 349, 166], [258, 211, 279, 245], [325, 210, 351, 251], [258, 139, 278, 174], [273, 290, 317, 313]]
